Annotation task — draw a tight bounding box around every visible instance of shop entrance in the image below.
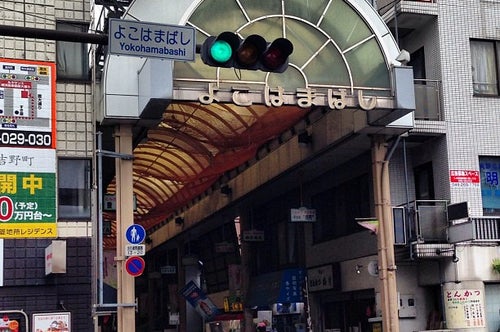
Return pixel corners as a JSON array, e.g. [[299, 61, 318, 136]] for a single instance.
[[323, 290, 375, 332]]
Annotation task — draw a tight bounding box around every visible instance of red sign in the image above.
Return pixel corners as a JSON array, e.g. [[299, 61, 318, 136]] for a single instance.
[[450, 170, 480, 183], [125, 256, 145, 277]]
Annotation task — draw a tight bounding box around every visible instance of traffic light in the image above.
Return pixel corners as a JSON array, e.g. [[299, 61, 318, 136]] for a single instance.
[[201, 31, 293, 73]]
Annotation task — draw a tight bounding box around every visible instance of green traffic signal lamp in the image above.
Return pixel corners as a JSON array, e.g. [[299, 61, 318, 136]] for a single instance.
[[201, 31, 293, 73], [201, 31, 240, 67]]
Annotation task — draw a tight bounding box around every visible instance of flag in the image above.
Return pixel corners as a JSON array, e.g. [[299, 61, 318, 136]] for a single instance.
[[357, 219, 379, 234]]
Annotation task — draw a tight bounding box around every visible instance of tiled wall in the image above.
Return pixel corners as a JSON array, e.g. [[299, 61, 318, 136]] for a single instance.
[[0, 2, 94, 330]]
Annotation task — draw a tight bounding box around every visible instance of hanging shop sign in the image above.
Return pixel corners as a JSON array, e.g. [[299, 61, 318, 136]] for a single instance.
[[241, 229, 264, 242], [180, 280, 219, 321], [290, 207, 316, 222]]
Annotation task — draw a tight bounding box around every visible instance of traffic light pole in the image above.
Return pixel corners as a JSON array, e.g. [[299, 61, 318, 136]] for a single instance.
[[371, 135, 399, 332]]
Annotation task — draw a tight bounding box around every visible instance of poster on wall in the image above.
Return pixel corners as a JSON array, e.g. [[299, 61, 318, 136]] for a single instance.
[[444, 289, 485, 328], [32, 312, 71, 332]]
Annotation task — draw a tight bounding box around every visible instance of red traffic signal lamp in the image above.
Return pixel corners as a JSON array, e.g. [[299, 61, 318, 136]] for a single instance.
[[201, 31, 293, 73]]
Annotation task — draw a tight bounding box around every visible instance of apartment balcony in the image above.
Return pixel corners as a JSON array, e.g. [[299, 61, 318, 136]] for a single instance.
[[378, 0, 438, 37], [393, 200, 500, 260], [414, 79, 442, 121]]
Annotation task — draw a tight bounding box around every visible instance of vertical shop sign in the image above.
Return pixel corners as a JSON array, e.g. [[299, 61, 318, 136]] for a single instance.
[[444, 289, 485, 328]]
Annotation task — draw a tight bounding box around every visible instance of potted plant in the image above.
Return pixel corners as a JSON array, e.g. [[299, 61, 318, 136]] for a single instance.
[[492, 258, 500, 274]]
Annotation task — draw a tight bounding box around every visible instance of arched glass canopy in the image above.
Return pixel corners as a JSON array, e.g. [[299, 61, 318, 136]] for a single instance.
[[102, 0, 401, 248]]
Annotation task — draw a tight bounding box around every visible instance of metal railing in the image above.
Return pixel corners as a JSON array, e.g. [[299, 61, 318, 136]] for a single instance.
[[414, 79, 442, 120], [469, 217, 500, 242], [395, 200, 449, 244]]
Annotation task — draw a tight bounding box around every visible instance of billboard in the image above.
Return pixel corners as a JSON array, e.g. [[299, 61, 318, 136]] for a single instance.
[[0, 59, 57, 238]]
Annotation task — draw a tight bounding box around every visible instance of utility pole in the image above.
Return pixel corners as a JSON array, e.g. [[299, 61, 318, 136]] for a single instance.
[[372, 135, 399, 332], [115, 124, 136, 331]]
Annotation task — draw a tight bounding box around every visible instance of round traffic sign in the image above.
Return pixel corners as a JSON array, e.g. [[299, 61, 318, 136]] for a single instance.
[[125, 256, 145, 277], [125, 224, 146, 244]]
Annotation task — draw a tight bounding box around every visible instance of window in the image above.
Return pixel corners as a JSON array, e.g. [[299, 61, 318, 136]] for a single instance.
[[479, 156, 500, 215], [56, 22, 90, 81], [414, 162, 435, 200], [312, 173, 371, 243], [470, 39, 500, 95], [58, 159, 91, 219], [409, 47, 426, 81]]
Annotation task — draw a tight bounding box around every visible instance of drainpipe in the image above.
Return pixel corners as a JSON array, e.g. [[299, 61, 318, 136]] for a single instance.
[[371, 135, 399, 332]]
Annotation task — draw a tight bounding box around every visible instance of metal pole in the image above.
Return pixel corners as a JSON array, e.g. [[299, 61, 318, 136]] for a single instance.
[[97, 132, 105, 306], [0, 24, 108, 44]]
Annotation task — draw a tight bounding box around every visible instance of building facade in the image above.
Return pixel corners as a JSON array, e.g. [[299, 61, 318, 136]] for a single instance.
[[0, 0, 95, 331], [0, 0, 499, 332]]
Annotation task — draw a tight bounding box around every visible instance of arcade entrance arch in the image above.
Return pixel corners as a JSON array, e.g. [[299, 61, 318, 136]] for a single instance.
[[97, 1, 414, 331]]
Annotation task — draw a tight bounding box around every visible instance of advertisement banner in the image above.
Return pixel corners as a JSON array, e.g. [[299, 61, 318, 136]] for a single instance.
[[180, 280, 218, 320], [32, 312, 70, 332], [0, 58, 56, 149], [0, 148, 57, 238], [444, 289, 485, 328]]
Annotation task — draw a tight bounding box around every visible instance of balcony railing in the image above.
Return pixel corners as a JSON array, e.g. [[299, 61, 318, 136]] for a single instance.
[[414, 79, 442, 121], [395, 201, 500, 246], [377, 0, 437, 15], [449, 217, 500, 243], [393, 200, 448, 245]]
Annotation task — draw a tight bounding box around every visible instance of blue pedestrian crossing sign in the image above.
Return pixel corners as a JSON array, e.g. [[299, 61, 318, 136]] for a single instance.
[[125, 224, 146, 244]]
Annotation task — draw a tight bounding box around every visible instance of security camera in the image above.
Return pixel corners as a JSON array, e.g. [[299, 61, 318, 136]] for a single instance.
[[396, 49, 410, 65]]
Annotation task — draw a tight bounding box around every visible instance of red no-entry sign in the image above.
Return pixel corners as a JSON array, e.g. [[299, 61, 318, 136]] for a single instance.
[[125, 256, 145, 277]]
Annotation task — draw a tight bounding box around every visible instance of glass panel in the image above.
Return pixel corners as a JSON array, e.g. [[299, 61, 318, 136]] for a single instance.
[[319, 0, 372, 51], [177, 0, 393, 93], [240, 0, 282, 18], [284, 0, 332, 23], [58, 159, 91, 219], [189, 0, 246, 35], [471, 40, 498, 95], [56, 22, 90, 81], [345, 38, 391, 89]]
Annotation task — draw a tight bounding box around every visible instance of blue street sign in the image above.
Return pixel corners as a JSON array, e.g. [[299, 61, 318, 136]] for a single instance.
[[125, 224, 146, 244], [125, 256, 145, 277]]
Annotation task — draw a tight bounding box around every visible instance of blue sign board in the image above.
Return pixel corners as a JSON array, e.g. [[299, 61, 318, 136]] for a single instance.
[[108, 18, 196, 61], [125, 224, 146, 244]]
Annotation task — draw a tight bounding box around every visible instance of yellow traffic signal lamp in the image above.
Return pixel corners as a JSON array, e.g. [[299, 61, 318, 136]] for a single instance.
[[201, 31, 293, 73]]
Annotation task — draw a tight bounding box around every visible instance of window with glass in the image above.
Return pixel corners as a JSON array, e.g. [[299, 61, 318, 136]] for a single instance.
[[479, 156, 500, 215], [312, 173, 371, 243], [470, 39, 500, 95], [58, 159, 91, 219], [56, 22, 90, 81]]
